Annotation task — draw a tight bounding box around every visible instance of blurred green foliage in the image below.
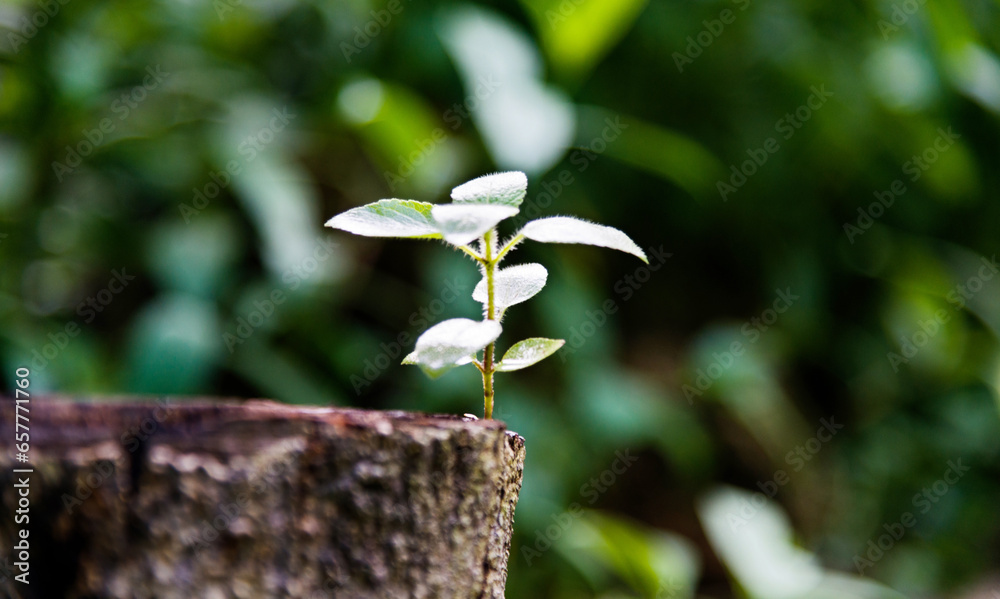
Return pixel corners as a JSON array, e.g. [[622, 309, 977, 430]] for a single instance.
[[2, 0, 999, 596]]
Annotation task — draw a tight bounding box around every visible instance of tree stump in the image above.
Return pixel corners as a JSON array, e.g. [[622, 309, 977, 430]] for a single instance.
[[0, 398, 525, 598]]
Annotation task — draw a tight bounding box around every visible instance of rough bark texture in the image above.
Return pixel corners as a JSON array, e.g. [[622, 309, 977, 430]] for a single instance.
[[0, 398, 525, 599]]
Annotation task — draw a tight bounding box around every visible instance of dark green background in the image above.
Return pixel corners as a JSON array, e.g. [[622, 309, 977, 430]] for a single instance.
[[2, 0, 999, 596]]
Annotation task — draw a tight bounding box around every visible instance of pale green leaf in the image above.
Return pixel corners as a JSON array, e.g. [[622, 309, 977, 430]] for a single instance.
[[698, 486, 908, 599], [520, 216, 647, 263], [438, 7, 575, 173], [451, 171, 528, 207], [403, 351, 475, 367], [496, 338, 565, 372], [556, 511, 700, 599], [578, 106, 724, 196], [403, 318, 501, 378], [336, 78, 457, 196], [519, 0, 649, 79], [473, 263, 547, 310], [325, 199, 440, 239], [431, 204, 518, 245]]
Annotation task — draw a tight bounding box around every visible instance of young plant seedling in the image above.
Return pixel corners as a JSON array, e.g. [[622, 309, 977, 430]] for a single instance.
[[325, 171, 646, 419]]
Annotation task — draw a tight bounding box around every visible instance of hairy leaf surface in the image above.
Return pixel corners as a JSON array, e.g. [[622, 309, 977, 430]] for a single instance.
[[496, 338, 565, 372], [403, 318, 502, 377], [521, 216, 647, 262], [325, 199, 440, 238], [451, 171, 528, 207], [473, 263, 547, 310], [431, 204, 519, 245]]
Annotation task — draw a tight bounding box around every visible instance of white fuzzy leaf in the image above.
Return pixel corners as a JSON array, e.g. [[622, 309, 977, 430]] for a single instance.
[[451, 171, 527, 207], [403, 318, 501, 378], [496, 338, 565, 372], [325, 199, 440, 239], [431, 204, 518, 245], [520, 216, 647, 262], [472, 263, 547, 310]]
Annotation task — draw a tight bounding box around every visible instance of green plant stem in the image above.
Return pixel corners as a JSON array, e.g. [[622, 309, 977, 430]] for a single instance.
[[496, 233, 524, 262], [458, 244, 485, 263], [482, 230, 497, 419]]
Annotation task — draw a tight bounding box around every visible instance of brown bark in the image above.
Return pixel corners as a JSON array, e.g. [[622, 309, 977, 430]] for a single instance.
[[0, 398, 525, 598]]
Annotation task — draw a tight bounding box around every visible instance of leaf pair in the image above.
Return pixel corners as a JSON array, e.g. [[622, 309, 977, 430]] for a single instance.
[[325, 171, 647, 262], [398, 262, 554, 377], [401, 318, 564, 378], [326, 198, 516, 246]]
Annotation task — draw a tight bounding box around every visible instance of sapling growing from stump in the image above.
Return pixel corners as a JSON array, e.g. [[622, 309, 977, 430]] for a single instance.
[[325, 171, 646, 418]]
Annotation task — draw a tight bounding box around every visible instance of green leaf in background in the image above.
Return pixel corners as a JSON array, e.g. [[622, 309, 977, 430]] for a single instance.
[[451, 171, 528, 207], [926, 1, 1000, 116], [230, 146, 336, 282], [437, 6, 575, 174], [430, 203, 519, 245], [520, 216, 648, 262], [496, 337, 564, 372], [324, 199, 440, 239], [473, 263, 548, 310], [402, 318, 501, 378], [519, 0, 649, 79], [556, 510, 700, 599], [337, 77, 463, 196], [697, 487, 907, 599], [126, 294, 221, 394], [577, 107, 725, 197]]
